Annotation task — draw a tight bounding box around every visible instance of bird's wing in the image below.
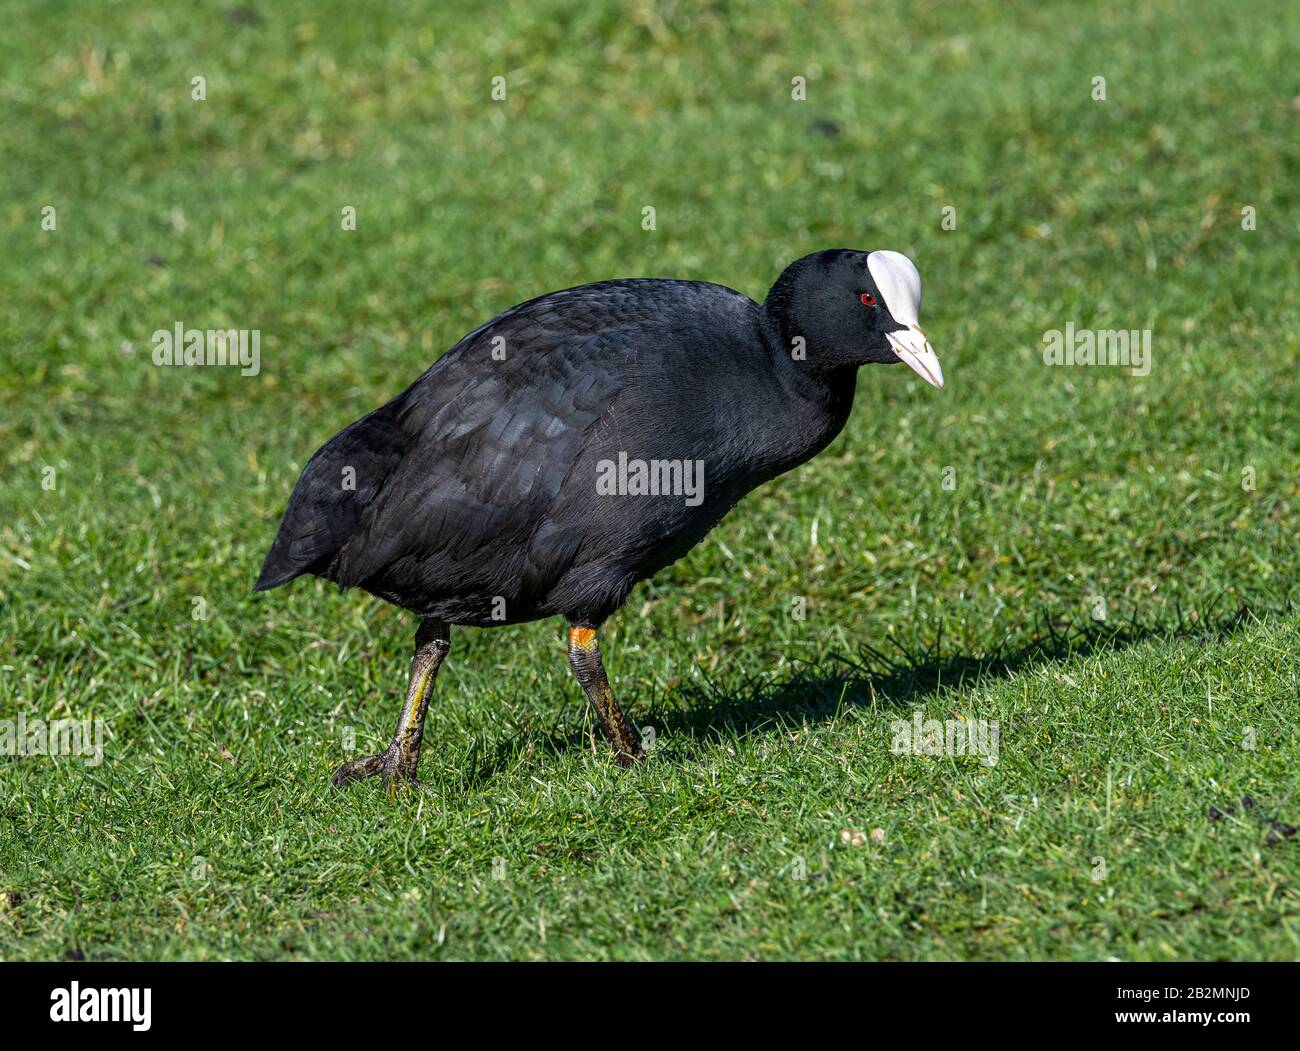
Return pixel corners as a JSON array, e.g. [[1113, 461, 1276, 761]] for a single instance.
[[329, 281, 726, 594]]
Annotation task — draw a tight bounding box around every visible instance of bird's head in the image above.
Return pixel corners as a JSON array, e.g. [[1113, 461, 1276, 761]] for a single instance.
[[764, 249, 943, 388]]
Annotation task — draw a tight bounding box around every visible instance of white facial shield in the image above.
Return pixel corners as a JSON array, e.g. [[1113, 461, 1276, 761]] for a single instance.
[[867, 250, 943, 388]]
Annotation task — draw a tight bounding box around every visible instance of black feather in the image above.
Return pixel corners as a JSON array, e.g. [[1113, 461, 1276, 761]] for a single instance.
[[257, 252, 900, 626]]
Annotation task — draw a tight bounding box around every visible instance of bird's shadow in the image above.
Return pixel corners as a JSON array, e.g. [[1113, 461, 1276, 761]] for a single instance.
[[456, 603, 1264, 787]]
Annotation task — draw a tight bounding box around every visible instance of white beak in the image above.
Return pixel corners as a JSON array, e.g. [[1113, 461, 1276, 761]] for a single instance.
[[885, 325, 944, 389]]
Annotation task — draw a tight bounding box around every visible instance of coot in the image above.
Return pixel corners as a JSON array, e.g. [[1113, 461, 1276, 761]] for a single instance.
[[256, 249, 943, 788]]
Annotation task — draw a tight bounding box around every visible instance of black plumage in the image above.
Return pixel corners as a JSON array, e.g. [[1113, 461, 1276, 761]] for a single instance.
[[256, 248, 942, 785]]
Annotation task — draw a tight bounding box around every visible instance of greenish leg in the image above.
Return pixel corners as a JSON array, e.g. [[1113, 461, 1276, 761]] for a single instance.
[[567, 624, 645, 767], [331, 618, 451, 791]]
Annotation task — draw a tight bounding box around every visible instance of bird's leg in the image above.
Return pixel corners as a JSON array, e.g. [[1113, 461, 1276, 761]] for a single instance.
[[567, 625, 645, 767], [331, 618, 451, 791]]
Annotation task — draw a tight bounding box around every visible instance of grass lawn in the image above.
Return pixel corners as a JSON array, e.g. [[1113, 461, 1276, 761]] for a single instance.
[[1, 0, 1298, 960]]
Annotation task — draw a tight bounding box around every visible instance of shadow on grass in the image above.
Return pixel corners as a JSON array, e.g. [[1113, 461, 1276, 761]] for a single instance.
[[459, 602, 1266, 785]]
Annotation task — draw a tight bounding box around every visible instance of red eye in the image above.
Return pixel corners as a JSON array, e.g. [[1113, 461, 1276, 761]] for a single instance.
[[860, 292, 876, 306]]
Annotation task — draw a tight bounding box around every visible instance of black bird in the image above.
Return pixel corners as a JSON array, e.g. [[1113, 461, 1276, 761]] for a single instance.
[[256, 249, 943, 788]]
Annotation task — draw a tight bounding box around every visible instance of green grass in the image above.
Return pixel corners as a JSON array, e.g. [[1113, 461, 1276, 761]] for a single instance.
[[1, 0, 1298, 960]]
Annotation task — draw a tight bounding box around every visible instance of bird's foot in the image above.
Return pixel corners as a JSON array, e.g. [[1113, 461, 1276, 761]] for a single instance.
[[330, 747, 424, 794], [613, 743, 647, 768]]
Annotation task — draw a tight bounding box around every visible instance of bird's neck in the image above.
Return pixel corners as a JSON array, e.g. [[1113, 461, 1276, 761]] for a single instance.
[[757, 313, 859, 461]]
